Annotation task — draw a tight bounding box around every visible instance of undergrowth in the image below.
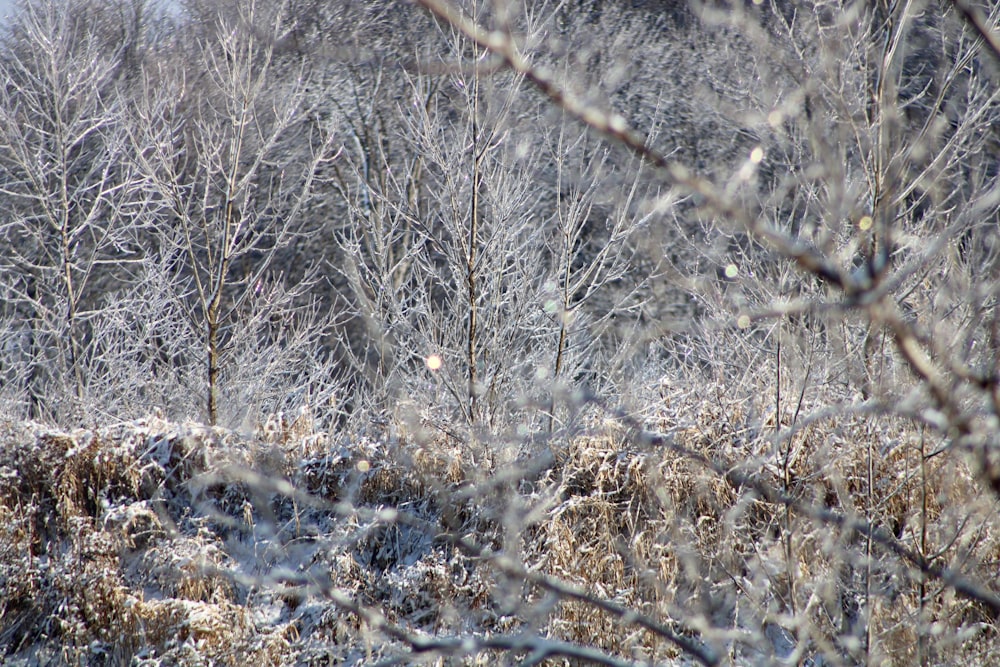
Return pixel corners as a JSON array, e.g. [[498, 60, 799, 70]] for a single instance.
[[1, 400, 997, 665]]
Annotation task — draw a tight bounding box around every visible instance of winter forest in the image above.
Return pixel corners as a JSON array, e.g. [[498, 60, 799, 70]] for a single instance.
[[1, 0, 1000, 664]]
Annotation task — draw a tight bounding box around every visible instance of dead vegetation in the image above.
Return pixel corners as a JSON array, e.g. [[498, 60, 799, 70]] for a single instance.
[[0, 401, 997, 665]]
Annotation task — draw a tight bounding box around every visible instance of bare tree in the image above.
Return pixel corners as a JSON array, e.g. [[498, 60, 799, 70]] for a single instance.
[[0, 1, 149, 423], [127, 0, 339, 426], [332, 4, 657, 447]]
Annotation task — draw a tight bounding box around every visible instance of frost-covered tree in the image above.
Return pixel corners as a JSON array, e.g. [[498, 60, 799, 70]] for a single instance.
[[0, 0, 150, 422]]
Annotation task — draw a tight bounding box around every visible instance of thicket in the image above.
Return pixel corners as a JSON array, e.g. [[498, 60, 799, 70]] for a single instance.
[[1, 0, 999, 664]]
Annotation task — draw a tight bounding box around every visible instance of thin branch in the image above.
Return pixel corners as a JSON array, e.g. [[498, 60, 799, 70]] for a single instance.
[[951, 0, 1000, 66], [600, 397, 1000, 618]]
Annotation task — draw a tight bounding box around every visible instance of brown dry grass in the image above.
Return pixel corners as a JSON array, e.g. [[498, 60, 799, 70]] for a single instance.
[[0, 418, 299, 665], [1, 407, 998, 665]]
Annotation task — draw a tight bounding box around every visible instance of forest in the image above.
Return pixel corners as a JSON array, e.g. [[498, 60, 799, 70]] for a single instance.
[[1, 0, 999, 664]]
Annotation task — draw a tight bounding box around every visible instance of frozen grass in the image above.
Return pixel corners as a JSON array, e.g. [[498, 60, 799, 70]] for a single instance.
[[1, 399, 998, 665]]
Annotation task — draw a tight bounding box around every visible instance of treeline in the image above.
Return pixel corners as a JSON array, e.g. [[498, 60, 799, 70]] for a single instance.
[[0, 0, 753, 433], [0, 0, 696, 430], [0, 0, 997, 450]]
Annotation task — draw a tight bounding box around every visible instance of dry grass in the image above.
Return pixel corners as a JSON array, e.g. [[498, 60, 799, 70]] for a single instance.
[[1, 406, 998, 665], [0, 417, 300, 665]]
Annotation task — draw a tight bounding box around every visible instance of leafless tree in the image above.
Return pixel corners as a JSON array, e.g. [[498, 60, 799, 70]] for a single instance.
[[0, 1, 149, 423], [332, 5, 656, 446], [126, 0, 340, 426]]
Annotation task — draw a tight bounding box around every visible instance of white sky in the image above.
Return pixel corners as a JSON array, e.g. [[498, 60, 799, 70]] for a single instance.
[[0, 0, 186, 25], [0, 0, 15, 22]]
